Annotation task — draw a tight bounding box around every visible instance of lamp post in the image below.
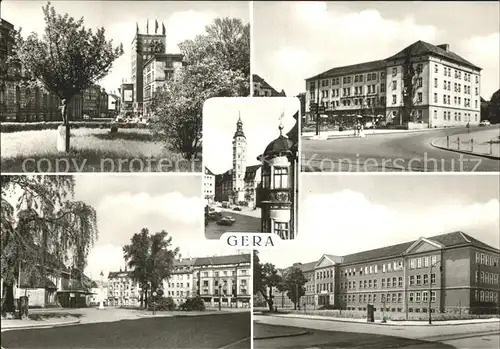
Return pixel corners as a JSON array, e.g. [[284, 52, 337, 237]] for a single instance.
[[428, 260, 442, 324], [99, 271, 104, 309], [152, 291, 157, 315], [218, 283, 222, 311]]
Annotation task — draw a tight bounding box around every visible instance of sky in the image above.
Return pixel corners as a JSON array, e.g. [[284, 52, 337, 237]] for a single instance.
[[2, 0, 250, 94], [203, 97, 299, 175], [253, 1, 500, 99], [259, 174, 500, 268], [68, 175, 247, 281]]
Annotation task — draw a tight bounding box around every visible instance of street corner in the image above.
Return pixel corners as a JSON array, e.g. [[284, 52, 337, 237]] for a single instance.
[[253, 322, 309, 340]]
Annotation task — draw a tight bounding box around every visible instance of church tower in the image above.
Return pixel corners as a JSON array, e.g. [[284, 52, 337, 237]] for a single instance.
[[232, 113, 247, 204]]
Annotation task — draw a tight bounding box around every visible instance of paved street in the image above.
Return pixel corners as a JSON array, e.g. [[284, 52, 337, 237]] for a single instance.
[[205, 211, 260, 240], [301, 126, 500, 172], [254, 315, 500, 349], [1, 312, 250, 349]]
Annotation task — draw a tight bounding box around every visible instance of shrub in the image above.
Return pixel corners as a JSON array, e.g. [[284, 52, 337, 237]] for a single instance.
[[110, 125, 118, 133], [179, 296, 205, 311], [147, 297, 176, 311]]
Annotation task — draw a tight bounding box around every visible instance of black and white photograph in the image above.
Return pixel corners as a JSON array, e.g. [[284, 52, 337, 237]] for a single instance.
[[253, 174, 500, 349], [0, 1, 250, 172], [253, 1, 500, 172], [1, 175, 251, 349], [203, 97, 299, 240]]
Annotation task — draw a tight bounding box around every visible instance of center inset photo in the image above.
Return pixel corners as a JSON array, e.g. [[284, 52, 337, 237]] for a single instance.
[[202, 97, 300, 241]]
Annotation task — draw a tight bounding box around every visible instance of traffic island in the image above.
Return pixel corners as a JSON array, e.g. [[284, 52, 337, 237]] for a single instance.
[[253, 322, 308, 340]]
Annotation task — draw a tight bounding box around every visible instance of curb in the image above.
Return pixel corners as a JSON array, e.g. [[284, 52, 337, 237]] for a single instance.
[[136, 314, 174, 318], [253, 330, 309, 340], [1, 318, 80, 331], [430, 138, 500, 160], [265, 314, 500, 327], [302, 129, 448, 140]]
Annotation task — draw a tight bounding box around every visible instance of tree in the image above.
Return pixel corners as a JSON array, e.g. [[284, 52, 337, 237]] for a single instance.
[[253, 251, 282, 311], [150, 17, 249, 160], [283, 267, 307, 310], [401, 46, 422, 124], [489, 89, 500, 124], [1, 175, 98, 314], [480, 97, 490, 121], [12, 2, 123, 152], [123, 228, 179, 309]]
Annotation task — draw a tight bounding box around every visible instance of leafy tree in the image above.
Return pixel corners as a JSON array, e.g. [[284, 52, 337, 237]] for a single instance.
[[489, 89, 500, 124], [1, 175, 98, 314], [480, 97, 490, 121], [283, 267, 307, 310], [401, 46, 422, 124], [123, 228, 179, 309], [12, 2, 123, 152], [253, 251, 282, 311], [150, 17, 249, 160]]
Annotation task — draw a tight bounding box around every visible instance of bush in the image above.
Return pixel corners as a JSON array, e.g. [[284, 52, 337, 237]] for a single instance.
[[147, 297, 176, 311], [179, 296, 205, 311]]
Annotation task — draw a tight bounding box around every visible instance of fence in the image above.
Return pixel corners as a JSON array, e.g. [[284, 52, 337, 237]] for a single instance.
[[445, 135, 499, 156]]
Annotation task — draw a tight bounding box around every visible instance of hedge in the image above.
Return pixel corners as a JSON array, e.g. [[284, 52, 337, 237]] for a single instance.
[[147, 297, 176, 311], [179, 296, 206, 311], [1, 121, 149, 133]]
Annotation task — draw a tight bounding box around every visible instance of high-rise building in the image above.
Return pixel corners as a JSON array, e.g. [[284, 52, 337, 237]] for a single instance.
[[130, 21, 167, 116], [305, 41, 482, 128]]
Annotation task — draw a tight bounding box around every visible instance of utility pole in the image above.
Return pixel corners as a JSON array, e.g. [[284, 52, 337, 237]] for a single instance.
[[428, 260, 442, 324]]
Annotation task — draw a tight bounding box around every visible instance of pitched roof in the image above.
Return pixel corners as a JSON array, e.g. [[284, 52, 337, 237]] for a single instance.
[[173, 258, 197, 267], [293, 261, 317, 272], [204, 167, 215, 176], [253, 74, 286, 96], [244, 164, 261, 180], [306, 59, 386, 81], [194, 253, 251, 266], [386, 40, 481, 70], [108, 271, 133, 279]]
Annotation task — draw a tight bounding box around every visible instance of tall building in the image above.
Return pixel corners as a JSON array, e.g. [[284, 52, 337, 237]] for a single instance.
[[82, 85, 108, 118], [305, 41, 482, 128], [163, 257, 196, 306], [131, 21, 167, 116], [256, 111, 299, 240], [142, 53, 183, 116], [204, 167, 215, 202], [268, 231, 499, 315], [232, 115, 247, 204], [253, 74, 286, 97], [107, 270, 141, 307], [194, 253, 251, 308]]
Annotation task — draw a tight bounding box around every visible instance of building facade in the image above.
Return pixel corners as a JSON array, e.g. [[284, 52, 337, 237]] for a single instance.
[[130, 23, 167, 116], [204, 167, 215, 202], [82, 85, 108, 118], [253, 74, 286, 97], [272, 231, 499, 316], [108, 92, 121, 118], [194, 254, 251, 308], [107, 270, 141, 307], [232, 115, 247, 203], [305, 41, 482, 128], [163, 257, 195, 306], [142, 53, 183, 116]]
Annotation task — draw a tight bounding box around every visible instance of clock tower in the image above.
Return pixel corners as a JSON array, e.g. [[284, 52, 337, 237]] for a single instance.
[[232, 113, 247, 204]]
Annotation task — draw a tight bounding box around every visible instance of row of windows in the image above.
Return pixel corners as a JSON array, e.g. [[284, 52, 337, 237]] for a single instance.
[[167, 290, 190, 297], [167, 282, 191, 288], [475, 271, 499, 284], [341, 291, 437, 304], [261, 167, 289, 189], [475, 290, 499, 303], [341, 261, 404, 278], [314, 72, 387, 89], [435, 110, 476, 122], [475, 252, 499, 267], [438, 65, 479, 84], [409, 256, 438, 269], [409, 274, 436, 286]]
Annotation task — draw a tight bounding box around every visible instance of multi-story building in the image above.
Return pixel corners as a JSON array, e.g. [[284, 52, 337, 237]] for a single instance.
[[130, 22, 167, 116], [119, 82, 134, 115], [305, 41, 482, 128], [194, 253, 251, 308], [90, 280, 108, 306], [142, 53, 183, 116], [82, 85, 108, 118], [272, 231, 499, 316], [253, 74, 286, 97], [163, 257, 195, 306], [256, 111, 299, 240], [107, 270, 141, 307], [108, 91, 121, 118], [204, 167, 215, 202]]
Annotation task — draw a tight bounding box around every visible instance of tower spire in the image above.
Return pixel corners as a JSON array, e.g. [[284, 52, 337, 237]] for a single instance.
[[278, 111, 284, 136]]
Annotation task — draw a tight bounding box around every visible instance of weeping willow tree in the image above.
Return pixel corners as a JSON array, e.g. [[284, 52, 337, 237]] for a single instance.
[[1, 175, 98, 315]]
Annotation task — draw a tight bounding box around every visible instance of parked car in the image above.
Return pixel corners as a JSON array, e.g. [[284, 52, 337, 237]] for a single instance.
[[83, 114, 91, 120], [479, 120, 491, 126], [364, 121, 374, 129], [233, 206, 242, 211], [216, 216, 236, 226]]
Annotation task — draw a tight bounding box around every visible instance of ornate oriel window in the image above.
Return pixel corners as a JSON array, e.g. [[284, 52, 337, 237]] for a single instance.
[[262, 168, 271, 188], [273, 167, 288, 189], [274, 221, 289, 239]]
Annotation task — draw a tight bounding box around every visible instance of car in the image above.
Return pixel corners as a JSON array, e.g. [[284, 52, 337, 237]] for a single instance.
[[233, 206, 242, 211], [479, 120, 491, 126], [83, 114, 91, 120], [216, 216, 236, 226]]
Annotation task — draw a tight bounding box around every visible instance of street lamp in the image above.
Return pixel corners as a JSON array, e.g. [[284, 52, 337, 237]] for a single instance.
[[99, 270, 104, 310], [428, 260, 442, 324], [152, 291, 157, 315]]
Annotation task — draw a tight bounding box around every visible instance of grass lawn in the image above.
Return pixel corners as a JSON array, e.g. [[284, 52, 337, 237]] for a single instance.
[[1, 128, 202, 172]]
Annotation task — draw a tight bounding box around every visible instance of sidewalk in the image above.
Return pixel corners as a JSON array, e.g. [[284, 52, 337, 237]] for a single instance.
[[219, 206, 261, 219], [253, 322, 308, 340], [431, 127, 500, 159], [1, 316, 80, 331], [267, 313, 500, 327], [302, 127, 449, 140]]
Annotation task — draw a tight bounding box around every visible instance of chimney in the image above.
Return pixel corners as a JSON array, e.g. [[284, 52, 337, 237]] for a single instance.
[[437, 44, 450, 52]]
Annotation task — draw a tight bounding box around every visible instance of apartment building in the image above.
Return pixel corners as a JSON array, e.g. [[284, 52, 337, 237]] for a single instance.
[[107, 270, 141, 307], [194, 254, 251, 308], [253, 74, 286, 97], [275, 231, 499, 315], [305, 41, 482, 128], [163, 257, 195, 306], [204, 167, 216, 202]]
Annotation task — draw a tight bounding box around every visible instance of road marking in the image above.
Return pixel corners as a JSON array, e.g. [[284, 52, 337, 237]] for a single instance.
[[219, 337, 250, 349]]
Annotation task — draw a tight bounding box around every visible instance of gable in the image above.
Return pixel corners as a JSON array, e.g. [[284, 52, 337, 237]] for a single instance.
[[316, 255, 336, 269], [408, 239, 442, 254]]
